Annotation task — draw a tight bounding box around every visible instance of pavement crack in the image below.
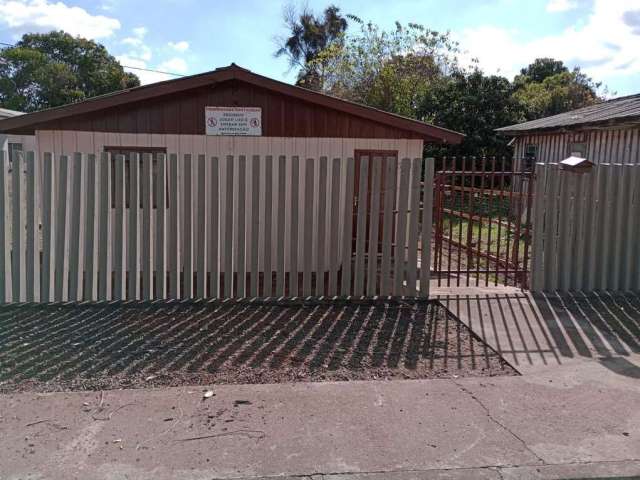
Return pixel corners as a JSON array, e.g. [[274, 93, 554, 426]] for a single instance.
[[451, 379, 546, 466]]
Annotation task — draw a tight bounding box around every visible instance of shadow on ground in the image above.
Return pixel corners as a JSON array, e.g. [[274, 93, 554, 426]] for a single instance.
[[440, 290, 640, 377], [0, 299, 514, 392]]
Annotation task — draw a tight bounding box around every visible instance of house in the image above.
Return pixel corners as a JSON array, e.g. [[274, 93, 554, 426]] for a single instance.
[[0, 108, 36, 163], [0, 63, 462, 163], [497, 93, 640, 170]]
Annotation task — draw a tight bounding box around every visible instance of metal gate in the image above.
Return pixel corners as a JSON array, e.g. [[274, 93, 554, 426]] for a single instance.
[[432, 158, 534, 289]]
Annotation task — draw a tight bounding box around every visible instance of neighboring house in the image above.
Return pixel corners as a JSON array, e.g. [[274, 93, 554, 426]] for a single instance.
[[0, 63, 462, 163], [497, 93, 640, 171], [0, 108, 36, 163]]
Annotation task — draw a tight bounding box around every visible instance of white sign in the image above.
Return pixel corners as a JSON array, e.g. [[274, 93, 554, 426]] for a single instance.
[[205, 107, 262, 136]]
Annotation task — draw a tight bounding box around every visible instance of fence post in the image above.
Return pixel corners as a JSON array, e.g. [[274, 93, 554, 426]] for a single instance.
[[98, 152, 112, 300], [68, 152, 86, 301], [419, 158, 435, 298], [0, 150, 11, 302], [12, 151, 26, 302], [55, 155, 71, 301], [26, 151, 40, 302], [41, 153, 55, 302]]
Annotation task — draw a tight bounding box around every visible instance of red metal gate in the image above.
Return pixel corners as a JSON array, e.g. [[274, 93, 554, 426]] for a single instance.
[[432, 158, 535, 289]]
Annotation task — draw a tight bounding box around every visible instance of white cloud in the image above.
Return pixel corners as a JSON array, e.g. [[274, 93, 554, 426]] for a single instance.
[[168, 40, 189, 52], [158, 57, 188, 74], [0, 0, 120, 38], [460, 0, 640, 86], [546, 0, 578, 12], [132, 26, 147, 38]]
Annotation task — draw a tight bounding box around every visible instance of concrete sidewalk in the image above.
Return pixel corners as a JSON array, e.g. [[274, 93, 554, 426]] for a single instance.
[[1, 358, 639, 480]]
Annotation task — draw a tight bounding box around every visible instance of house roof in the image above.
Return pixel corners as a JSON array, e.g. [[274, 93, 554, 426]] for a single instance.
[[496, 93, 640, 134], [0, 108, 24, 119], [0, 64, 464, 143]]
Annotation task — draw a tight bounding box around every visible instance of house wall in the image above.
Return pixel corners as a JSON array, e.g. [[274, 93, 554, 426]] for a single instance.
[[33, 130, 424, 272], [512, 126, 640, 169]]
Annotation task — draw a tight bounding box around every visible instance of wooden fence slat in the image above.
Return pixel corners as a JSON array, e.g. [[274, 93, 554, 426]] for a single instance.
[[570, 173, 586, 291], [55, 155, 71, 302], [631, 166, 640, 290], [0, 151, 10, 302], [26, 151, 40, 302], [12, 151, 26, 302], [142, 153, 154, 299], [275, 156, 286, 296], [542, 165, 560, 291], [197, 154, 208, 298], [353, 156, 370, 296], [289, 156, 300, 297], [366, 157, 382, 296], [393, 159, 411, 296], [302, 158, 315, 296], [183, 154, 194, 298], [41, 153, 55, 302], [315, 156, 327, 296], [262, 155, 272, 297], [68, 153, 86, 301], [584, 166, 600, 292], [610, 164, 626, 290], [247, 155, 260, 297], [557, 173, 573, 291], [98, 152, 113, 300], [380, 157, 397, 296], [83, 155, 99, 301], [113, 154, 126, 300], [624, 166, 638, 290], [405, 157, 422, 296], [236, 155, 246, 297], [340, 157, 355, 296], [419, 158, 435, 297], [595, 165, 610, 290], [223, 155, 234, 297], [128, 152, 140, 300], [155, 153, 167, 299], [209, 157, 219, 297], [169, 154, 181, 299], [327, 157, 341, 296], [530, 164, 547, 292]]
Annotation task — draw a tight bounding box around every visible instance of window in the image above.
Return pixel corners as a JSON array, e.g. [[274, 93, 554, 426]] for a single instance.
[[104, 147, 168, 209], [522, 144, 537, 172]]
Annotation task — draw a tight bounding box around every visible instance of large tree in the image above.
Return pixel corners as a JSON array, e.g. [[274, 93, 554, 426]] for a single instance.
[[318, 20, 461, 117], [274, 4, 348, 90], [0, 31, 139, 112], [513, 58, 601, 120], [420, 69, 524, 156]]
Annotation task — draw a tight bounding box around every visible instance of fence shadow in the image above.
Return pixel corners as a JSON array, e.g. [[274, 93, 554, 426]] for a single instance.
[[440, 290, 640, 377], [0, 299, 513, 390]]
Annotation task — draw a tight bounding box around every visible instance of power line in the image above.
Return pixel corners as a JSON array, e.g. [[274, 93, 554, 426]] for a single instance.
[[0, 41, 186, 77]]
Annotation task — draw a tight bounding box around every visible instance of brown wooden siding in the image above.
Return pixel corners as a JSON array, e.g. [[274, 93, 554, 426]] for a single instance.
[[513, 127, 640, 168], [26, 80, 428, 140]]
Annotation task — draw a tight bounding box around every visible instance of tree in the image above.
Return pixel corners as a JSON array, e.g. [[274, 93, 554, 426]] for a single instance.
[[0, 31, 139, 112], [420, 69, 525, 156], [274, 4, 348, 90], [513, 58, 601, 120], [318, 20, 461, 117]]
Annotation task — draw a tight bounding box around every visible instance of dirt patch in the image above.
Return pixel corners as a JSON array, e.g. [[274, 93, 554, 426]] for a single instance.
[[0, 299, 516, 393]]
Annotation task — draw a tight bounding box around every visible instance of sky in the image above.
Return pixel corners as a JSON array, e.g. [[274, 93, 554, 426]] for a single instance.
[[0, 0, 639, 97]]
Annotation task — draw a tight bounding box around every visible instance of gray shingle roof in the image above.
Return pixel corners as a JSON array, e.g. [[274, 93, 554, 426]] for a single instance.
[[496, 93, 640, 134]]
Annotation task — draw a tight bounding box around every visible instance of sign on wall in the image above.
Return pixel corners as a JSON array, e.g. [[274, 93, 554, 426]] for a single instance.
[[205, 107, 262, 136]]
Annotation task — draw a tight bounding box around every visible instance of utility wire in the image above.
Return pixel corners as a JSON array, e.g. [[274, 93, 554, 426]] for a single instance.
[[0, 41, 186, 77]]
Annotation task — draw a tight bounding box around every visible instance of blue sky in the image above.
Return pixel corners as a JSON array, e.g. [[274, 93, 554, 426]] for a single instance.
[[1, 0, 639, 96]]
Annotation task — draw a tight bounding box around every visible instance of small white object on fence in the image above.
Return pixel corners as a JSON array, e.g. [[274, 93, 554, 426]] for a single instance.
[[0, 152, 434, 303]]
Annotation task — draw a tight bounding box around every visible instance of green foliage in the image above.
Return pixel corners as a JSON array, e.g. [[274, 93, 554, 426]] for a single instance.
[[420, 69, 525, 156], [0, 31, 139, 112], [318, 20, 461, 117], [274, 4, 348, 90], [513, 66, 600, 120]]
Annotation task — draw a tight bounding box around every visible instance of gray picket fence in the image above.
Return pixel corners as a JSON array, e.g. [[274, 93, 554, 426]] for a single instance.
[[530, 163, 640, 292], [0, 151, 434, 303]]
